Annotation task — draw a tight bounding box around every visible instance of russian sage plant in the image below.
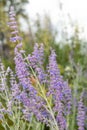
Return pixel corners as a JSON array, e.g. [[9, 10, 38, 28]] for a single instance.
[[0, 5, 86, 130]]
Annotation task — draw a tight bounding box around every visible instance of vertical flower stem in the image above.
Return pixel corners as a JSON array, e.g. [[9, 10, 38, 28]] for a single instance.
[[41, 124, 45, 130], [1, 74, 9, 102], [66, 115, 69, 130], [28, 114, 34, 130], [71, 73, 78, 130], [16, 101, 21, 130]]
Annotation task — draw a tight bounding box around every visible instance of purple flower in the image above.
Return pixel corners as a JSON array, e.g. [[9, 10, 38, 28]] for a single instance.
[[47, 49, 65, 128], [8, 6, 22, 43], [28, 43, 44, 67], [28, 43, 47, 83], [63, 81, 72, 115], [10, 36, 22, 42], [56, 112, 66, 130], [14, 45, 46, 122], [77, 93, 85, 130], [14, 45, 30, 90], [47, 49, 72, 129]]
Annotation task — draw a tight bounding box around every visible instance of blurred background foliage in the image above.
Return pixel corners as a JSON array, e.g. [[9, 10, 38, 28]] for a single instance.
[[0, 0, 29, 68]]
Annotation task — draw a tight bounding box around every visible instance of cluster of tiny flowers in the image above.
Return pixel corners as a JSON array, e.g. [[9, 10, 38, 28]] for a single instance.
[[14, 43, 30, 89], [14, 43, 73, 129], [47, 49, 72, 129], [28, 43, 47, 84], [13, 43, 52, 125], [8, 6, 22, 42], [77, 92, 85, 130], [0, 60, 20, 118], [0, 60, 7, 119]]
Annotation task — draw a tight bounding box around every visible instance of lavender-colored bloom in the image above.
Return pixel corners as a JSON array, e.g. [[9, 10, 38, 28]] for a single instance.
[[28, 43, 44, 68], [8, 10, 74, 128], [47, 49, 72, 129], [10, 25, 18, 29], [28, 43, 47, 83], [77, 93, 85, 130], [47, 49, 66, 129], [8, 8, 50, 124], [11, 30, 18, 34], [47, 49, 63, 98], [8, 6, 22, 43], [14, 44, 38, 105], [10, 70, 20, 99], [14, 45, 32, 91], [20, 90, 51, 125], [10, 36, 22, 42], [0, 59, 8, 91], [9, 68, 20, 101], [63, 81, 72, 115], [14, 45, 43, 122], [8, 21, 17, 25], [56, 112, 66, 130]]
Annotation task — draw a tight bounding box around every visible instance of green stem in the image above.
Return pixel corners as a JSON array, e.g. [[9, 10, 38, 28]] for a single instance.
[[71, 74, 78, 130], [1, 74, 9, 102], [41, 124, 45, 130]]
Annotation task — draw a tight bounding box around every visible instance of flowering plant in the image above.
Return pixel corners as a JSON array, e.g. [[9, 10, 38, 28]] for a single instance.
[[0, 5, 86, 130]]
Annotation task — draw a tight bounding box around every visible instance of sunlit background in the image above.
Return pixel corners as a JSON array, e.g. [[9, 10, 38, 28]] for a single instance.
[[25, 0, 87, 40]]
